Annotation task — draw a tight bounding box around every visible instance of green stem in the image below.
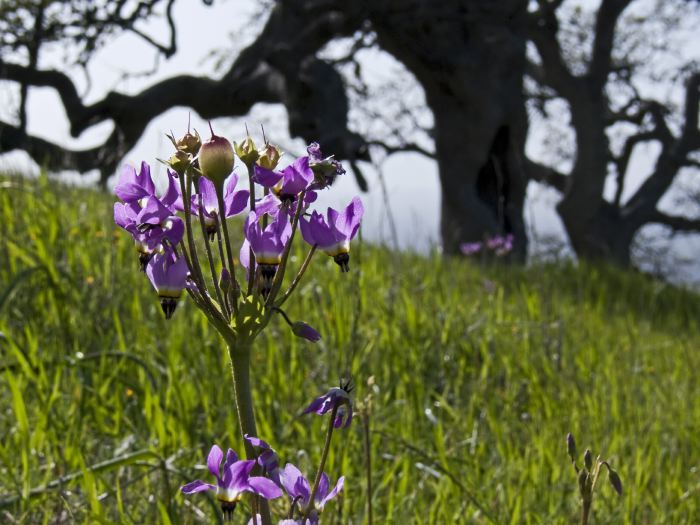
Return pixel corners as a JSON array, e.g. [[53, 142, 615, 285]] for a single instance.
[[302, 405, 338, 521], [582, 498, 591, 525], [227, 343, 272, 525]]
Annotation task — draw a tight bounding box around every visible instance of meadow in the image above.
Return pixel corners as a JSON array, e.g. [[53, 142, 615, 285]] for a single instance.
[[1, 173, 699, 524]]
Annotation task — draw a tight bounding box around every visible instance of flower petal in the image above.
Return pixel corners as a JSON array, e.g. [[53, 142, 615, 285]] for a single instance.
[[247, 476, 283, 500], [207, 445, 224, 480], [181, 480, 216, 494]]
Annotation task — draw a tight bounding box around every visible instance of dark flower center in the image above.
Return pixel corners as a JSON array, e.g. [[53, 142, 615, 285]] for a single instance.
[[333, 253, 350, 273], [159, 297, 178, 319]]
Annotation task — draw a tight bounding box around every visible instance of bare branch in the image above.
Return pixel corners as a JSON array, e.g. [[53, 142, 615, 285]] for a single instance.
[[650, 210, 700, 233], [524, 158, 568, 193]]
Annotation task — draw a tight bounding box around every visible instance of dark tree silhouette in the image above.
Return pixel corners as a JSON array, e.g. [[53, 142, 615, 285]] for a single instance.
[[1, 0, 698, 264]]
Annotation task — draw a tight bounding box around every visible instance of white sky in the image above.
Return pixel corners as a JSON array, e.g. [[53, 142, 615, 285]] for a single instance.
[[1, 0, 699, 283]]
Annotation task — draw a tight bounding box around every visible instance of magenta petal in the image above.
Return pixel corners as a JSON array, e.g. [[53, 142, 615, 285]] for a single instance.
[[280, 463, 310, 503], [316, 472, 330, 501], [253, 165, 283, 187], [321, 476, 344, 507], [336, 197, 364, 239], [198, 177, 219, 211], [164, 217, 185, 245], [225, 190, 250, 217], [247, 476, 283, 500], [225, 460, 256, 491], [181, 480, 216, 494], [207, 445, 224, 480], [222, 448, 239, 473]]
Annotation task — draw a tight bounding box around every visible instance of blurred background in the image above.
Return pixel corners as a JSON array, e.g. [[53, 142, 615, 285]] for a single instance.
[[1, 0, 699, 281]]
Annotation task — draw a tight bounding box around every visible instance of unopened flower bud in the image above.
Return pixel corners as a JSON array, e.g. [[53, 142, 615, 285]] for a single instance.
[[566, 433, 577, 460], [219, 267, 232, 293], [291, 321, 321, 342], [584, 449, 593, 470], [177, 130, 201, 155], [234, 136, 259, 166], [199, 125, 234, 186], [608, 469, 623, 496], [257, 143, 282, 170], [167, 150, 191, 175]]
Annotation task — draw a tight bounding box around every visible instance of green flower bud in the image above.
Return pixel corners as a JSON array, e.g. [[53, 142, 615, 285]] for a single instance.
[[199, 126, 234, 186], [257, 143, 282, 170], [234, 136, 259, 166], [578, 469, 589, 496], [167, 150, 192, 175], [177, 130, 201, 155]]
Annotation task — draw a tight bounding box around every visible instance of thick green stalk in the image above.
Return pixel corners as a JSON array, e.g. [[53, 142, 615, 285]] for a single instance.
[[227, 343, 272, 525]]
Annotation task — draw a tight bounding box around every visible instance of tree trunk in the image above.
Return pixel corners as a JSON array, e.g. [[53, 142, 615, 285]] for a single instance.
[[370, 0, 529, 257]]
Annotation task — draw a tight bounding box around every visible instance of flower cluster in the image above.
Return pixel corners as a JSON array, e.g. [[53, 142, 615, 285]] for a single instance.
[[183, 386, 352, 523], [113, 124, 364, 333]]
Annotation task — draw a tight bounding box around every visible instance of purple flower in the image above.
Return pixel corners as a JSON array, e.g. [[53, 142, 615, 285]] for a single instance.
[[460, 241, 483, 256], [145, 248, 190, 319], [299, 197, 364, 272], [182, 444, 282, 521], [280, 463, 344, 520], [244, 434, 281, 486], [114, 162, 156, 204], [303, 383, 353, 429], [179, 175, 249, 240], [242, 210, 292, 293], [485, 234, 514, 254], [243, 210, 292, 265], [307, 142, 345, 188], [254, 156, 315, 201]]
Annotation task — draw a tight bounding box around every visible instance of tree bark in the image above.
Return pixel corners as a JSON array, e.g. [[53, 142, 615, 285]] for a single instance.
[[370, 0, 530, 257]]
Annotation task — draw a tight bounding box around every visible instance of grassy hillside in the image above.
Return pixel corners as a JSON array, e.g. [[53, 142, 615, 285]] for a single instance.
[[1, 174, 699, 524]]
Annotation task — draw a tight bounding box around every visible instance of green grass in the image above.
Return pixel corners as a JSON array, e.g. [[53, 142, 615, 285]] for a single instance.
[[1, 173, 699, 524]]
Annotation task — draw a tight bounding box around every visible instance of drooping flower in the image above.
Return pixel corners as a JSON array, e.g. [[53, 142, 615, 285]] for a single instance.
[[145, 248, 190, 319], [299, 197, 363, 272], [182, 444, 282, 521], [280, 463, 344, 522], [254, 156, 315, 202], [179, 175, 249, 240], [291, 321, 321, 342], [303, 381, 354, 429], [306, 142, 345, 188], [114, 167, 183, 269], [243, 210, 292, 294]]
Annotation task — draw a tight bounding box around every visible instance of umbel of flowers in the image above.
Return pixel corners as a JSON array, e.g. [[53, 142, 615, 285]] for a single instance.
[[113, 122, 363, 524]]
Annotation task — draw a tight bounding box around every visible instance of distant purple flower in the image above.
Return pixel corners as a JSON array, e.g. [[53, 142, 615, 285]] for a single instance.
[[280, 463, 344, 520], [299, 197, 364, 272], [460, 241, 482, 256], [145, 248, 190, 319], [244, 434, 281, 486], [182, 444, 282, 521], [304, 383, 353, 429], [179, 175, 249, 240], [254, 156, 315, 201], [485, 234, 514, 255]]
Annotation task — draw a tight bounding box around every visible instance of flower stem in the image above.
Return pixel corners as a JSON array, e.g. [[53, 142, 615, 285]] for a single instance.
[[303, 405, 338, 521], [227, 343, 272, 525], [275, 246, 316, 308]]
